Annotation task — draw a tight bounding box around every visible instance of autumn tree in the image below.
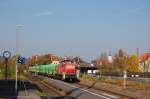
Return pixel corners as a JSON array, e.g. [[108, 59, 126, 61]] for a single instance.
[[0, 56, 16, 78], [113, 49, 128, 72], [94, 52, 109, 66], [126, 54, 140, 73], [73, 57, 87, 67], [27, 54, 60, 67], [0, 58, 4, 77], [93, 52, 118, 74], [7, 56, 16, 77]]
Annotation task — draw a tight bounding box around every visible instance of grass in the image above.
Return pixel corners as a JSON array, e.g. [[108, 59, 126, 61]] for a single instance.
[[0, 72, 29, 80], [80, 74, 150, 90], [10, 74, 28, 80], [81, 74, 105, 82]]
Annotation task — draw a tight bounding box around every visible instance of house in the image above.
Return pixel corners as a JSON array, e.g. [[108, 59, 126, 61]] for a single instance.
[[139, 53, 150, 72], [78, 66, 98, 74]]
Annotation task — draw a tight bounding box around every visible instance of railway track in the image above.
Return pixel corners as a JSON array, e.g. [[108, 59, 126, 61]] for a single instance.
[[27, 74, 137, 99], [72, 82, 136, 99], [27, 74, 66, 97]]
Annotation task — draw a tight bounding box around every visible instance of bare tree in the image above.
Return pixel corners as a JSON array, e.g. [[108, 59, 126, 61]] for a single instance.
[[94, 52, 109, 66], [113, 49, 128, 72]]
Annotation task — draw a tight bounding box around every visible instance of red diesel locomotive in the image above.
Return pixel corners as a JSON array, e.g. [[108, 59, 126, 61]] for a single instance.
[[56, 59, 79, 81]]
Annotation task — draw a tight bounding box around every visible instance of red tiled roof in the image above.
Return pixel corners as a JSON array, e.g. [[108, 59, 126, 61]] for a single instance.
[[139, 53, 150, 62]]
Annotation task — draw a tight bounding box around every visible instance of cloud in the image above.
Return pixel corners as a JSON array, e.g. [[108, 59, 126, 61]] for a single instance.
[[24, 11, 53, 18]]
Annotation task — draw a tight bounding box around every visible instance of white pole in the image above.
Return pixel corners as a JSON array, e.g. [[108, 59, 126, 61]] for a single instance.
[[92, 56, 94, 74], [123, 71, 127, 89], [15, 63, 18, 92], [15, 25, 22, 92], [124, 76, 126, 89], [15, 26, 18, 92], [35, 55, 38, 75]]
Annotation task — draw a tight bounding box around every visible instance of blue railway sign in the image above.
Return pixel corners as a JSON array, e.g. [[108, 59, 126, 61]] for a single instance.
[[17, 56, 25, 64]]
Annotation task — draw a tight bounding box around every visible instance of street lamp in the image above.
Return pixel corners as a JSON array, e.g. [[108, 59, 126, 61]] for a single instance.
[[15, 25, 23, 92]]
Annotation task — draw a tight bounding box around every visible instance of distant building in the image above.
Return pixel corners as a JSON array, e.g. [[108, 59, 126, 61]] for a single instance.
[[139, 53, 150, 72], [79, 66, 98, 74], [108, 50, 113, 63], [52, 61, 59, 64]]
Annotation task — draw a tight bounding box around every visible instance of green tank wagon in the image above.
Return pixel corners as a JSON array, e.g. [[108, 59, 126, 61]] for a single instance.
[[29, 63, 59, 75]]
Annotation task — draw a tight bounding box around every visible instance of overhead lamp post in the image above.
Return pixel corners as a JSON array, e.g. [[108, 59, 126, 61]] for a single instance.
[[15, 25, 23, 92]]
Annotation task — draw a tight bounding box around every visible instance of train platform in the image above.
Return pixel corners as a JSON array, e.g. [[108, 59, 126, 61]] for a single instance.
[[0, 79, 41, 99]]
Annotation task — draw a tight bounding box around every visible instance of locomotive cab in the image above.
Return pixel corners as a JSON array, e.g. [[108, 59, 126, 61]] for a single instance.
[[57, 59, 77, 81]]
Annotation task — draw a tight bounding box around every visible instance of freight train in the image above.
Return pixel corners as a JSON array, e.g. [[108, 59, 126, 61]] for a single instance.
[[29, 60, 79, 82]]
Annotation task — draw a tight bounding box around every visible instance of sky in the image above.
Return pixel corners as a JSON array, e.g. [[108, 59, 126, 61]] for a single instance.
[[0, 0, 150, 61]]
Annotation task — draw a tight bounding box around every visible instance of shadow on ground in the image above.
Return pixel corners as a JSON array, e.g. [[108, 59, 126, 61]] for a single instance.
[[39, 87, 82, 99], [0, 79, 79, 99], [0, 79, 41, 99], [40, 96, 76, 99]]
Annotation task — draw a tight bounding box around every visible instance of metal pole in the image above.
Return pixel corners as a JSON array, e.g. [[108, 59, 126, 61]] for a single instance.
[[15, 25, 22, 92], [15, 62, 18, 92], [5, 58, 8, 80], [15, 26, 19, 92]]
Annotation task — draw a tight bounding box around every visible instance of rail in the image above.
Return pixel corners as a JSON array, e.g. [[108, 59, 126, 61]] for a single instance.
[[26, 74, 66, 97]]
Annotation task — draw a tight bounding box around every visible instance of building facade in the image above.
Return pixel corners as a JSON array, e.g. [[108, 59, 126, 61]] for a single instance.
[[139, 53, 150, 72]]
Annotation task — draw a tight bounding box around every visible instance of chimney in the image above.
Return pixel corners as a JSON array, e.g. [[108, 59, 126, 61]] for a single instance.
[[136, 48, 139, 58]]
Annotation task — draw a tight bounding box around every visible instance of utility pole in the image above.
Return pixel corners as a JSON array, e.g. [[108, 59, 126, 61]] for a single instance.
[[5, 58, 8, 80]]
